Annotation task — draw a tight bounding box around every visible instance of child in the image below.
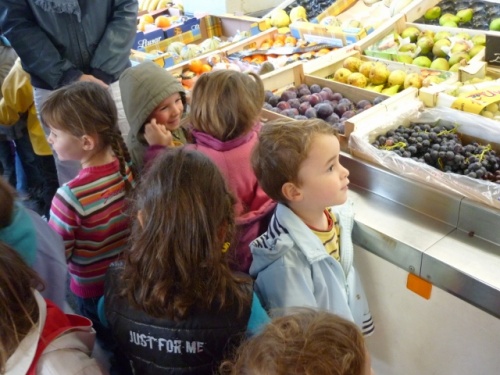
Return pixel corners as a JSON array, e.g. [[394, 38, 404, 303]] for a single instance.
[[221, 308, 374, 375], [0, 57, 59, 217], [0, 241, 107, 374], [250, 119, 374, 335], [41, 81, 135, 346], [185, 70, 276, 273], [104, 148, 269, 375], [119, 61, 188, 171], [0, 177, 67, 309]]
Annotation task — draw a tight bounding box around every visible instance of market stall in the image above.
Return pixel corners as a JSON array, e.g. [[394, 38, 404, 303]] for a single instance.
[[131, 1, 500, 373]]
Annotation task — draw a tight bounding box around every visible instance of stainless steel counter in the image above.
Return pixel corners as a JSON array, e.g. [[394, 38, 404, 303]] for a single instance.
[[343, 153, 500, 319]]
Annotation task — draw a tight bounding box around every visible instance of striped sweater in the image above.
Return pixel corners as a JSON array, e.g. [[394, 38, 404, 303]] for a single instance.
[[49, 159, 134, 298]]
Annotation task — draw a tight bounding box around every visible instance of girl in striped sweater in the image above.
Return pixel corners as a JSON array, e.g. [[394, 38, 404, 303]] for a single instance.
[[41, 81, 135, 348]]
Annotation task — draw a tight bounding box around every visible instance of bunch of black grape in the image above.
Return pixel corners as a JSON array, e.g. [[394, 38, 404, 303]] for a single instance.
[[371, 122, 500, 183]]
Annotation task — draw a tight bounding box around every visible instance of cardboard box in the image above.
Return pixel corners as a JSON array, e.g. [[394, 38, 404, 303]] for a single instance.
[[133, 28, 166, 50], [259, 62, 393, 151], [129, 49, 176, 68]]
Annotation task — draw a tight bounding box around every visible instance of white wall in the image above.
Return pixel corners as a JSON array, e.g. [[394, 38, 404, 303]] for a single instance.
[[355, 246, 500, 375]]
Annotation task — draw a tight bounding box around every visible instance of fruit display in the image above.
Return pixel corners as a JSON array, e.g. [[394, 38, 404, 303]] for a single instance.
[[314, 54, 453, 95], [138, 0, 179, 12], [422, 76, 500, 121], [137, 13, 184, 32], [364, 24, 486, 72], [226, 32, 338, 71], [283, 0, 336, 21], [169, 53, 274, 91], [372, 122, 500, 182], [263, 83, 386, 132], [413, 0, 500, 31]]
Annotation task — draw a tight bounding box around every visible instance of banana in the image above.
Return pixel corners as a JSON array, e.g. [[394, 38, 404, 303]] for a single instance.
[[148, 0, 161, 12], [141, 0, 152, 11], [157, 0, 169, 9]]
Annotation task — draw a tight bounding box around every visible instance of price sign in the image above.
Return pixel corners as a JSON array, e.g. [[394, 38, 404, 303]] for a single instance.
[[485, 34, 500, 67]]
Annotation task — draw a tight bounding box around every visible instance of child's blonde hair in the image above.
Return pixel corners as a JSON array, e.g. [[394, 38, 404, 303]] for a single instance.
[[40, 81, 135, 190], [252, 118, 338, 203], [190, 70, 264, 141], [221, 309, 367, 375]]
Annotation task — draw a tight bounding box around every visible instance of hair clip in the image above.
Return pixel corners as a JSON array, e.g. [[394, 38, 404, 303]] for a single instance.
[[222, 242, 230, 253]]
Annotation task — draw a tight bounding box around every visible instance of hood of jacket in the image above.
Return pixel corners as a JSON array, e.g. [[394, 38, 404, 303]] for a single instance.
[[0, 202, 36, 266], [250, 201, 355, 276], [120, 61, 186, 140]]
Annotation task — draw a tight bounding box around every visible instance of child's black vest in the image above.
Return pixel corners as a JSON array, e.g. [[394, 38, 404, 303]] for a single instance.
[[104, 261, 252, 375]]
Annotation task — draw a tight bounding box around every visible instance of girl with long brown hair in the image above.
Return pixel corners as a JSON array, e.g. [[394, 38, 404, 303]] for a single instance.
[[104, 148, 268, 375]]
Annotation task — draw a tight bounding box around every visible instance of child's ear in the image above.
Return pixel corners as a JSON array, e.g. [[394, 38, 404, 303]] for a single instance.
[[282, 182, 302, 202], [81, 135, 97, 151]]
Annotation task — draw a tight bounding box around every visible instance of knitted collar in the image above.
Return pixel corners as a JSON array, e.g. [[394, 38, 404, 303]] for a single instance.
[[34, 0, 81, 22]]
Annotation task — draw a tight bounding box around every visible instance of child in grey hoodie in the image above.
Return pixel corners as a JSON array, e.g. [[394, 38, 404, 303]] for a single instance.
[[119, 61, 188, 172]]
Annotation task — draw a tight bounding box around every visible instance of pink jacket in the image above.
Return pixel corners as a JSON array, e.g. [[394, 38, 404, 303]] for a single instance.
[[187, 124, 276, 273]]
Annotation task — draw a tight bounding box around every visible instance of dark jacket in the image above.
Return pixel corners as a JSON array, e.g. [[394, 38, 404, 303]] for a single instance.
[[105, 262, 252, 375], [0, 0, 138, 89]]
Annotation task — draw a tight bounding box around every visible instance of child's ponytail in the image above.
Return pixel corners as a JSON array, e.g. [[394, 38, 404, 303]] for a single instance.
[[108, 127, 136, 194]]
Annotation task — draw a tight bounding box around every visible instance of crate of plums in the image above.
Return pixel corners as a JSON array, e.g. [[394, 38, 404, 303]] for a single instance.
[[349, 104, 500, 209], [260, 62, 393, 151]]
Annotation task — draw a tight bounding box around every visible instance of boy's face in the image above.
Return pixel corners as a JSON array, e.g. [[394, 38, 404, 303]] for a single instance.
[[295, 134, 349, 210], [148, 92, 184, 131]]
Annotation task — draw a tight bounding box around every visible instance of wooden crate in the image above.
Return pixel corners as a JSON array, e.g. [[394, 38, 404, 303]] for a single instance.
[[260, 62, 394, 151], [419, 63, 500, 107], [355, 15, 486, 66], [306, 49, 457, 93]]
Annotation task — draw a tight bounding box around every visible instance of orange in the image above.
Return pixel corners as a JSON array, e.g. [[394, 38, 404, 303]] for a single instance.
[[141, 14, 154, 24], [188, 59, 203, 74], [251, 55, 267, 64], [284, 36, 297, 46], [201, 64, 212, 73], [155, 15, 171, 28], [274, 34, 286, 43]]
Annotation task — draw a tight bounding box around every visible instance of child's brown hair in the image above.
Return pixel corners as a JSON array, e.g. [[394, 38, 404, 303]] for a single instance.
[[221, 309, 367, 375], [0, 177, 15, 228], [122, 147, 252, 320], [251, 119, 338, 203], [40, 81, 135, 190], [190, 70, 265, 141], [0, 241, 44, 372]]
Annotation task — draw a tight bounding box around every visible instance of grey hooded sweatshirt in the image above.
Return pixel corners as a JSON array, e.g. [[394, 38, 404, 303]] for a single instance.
[[119, 61, 187, 171]]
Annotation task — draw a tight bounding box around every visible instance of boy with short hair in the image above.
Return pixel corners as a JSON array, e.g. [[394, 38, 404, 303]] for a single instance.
[[250, 119, 374, 335]]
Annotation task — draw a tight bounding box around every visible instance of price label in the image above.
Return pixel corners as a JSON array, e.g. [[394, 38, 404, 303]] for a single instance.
[[485, 34, 500, 67]]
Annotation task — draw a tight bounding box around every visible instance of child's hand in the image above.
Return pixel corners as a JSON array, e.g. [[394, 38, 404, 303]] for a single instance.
[[144, 119, 174, 147]]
